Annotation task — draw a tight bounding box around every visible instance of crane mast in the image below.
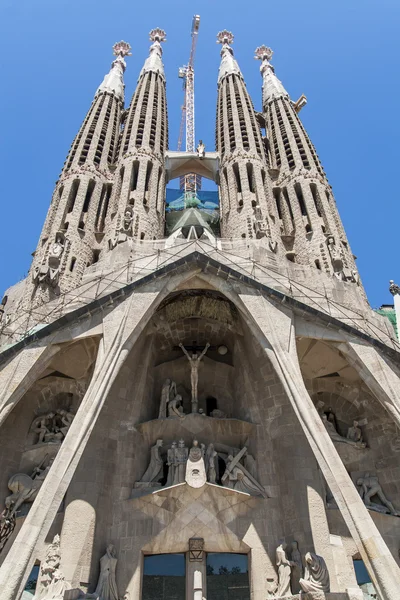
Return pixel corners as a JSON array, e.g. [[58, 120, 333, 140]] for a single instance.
[[178, 15, 201, 203]]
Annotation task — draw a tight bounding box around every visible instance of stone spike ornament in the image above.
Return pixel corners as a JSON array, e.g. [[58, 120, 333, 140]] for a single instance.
[[149, 28, 167, 43], [113, 40, 132, 57], [216, 30, 234, 46], [254, 44, 273, 62]]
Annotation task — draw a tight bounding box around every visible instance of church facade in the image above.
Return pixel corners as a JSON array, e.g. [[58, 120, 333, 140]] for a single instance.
[[0, 27, 400, 600]]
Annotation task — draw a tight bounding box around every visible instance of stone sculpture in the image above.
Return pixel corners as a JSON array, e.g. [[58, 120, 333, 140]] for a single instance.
[[5, 458, 53, 517], [166, 441, 177, 487], [357, 473, 399, 516], [210, 409, 227, 419], [347, 420, 365, 445], [167, 393, 185, 418], [33, 534, 70, 600], [197, 140, 205, 158], [276, 543, 293, 597], [299, 552, 330, 593], [140, 439, 164, 483], [29, 409, 75, 446], [33, 232, 66, 287], [222, 454, 265, 497], [159, 379, 177, 418], [109, 206, 134, 249], [174, 439, 189, 484], [179, 342, 210, 412], [0, 507, 16, 554], [321, 414, 366, 448], [290, 541, 303, 593], [389, 280, 400, 296], [89, 544, 119, 600], [205, 443, 219, 484], [185, 439, 207, 488]]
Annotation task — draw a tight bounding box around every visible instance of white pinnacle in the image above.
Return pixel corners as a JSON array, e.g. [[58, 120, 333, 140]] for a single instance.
[[255, 45, 289, 105], [140, 28, 167, 80], [217, 30, 242, 83], [96, 41, 131, 102]]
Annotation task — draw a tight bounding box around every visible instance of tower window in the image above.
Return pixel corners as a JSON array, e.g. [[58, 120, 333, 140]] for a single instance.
[[232, 163, 242, 194], [131, 161, 140, 191], [82, 180, 95, 213], [66, 180, 80, 215], [246, 163, 254, 193], [294, 183, 308, 217], [69, 257, 76, 272], [310, 183, 322, 217], [273, 188, 282, 219], [145, 161, 153, 193]]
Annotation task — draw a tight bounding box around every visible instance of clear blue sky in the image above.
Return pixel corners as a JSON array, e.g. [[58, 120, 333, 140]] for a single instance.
[[0, 0, 399, 308]]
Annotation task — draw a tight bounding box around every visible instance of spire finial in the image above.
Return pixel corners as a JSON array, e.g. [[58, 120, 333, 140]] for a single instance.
[[113, 41, 132, 58], [217, 30, 234, 46], [254, 45, 273, 62], [149, 28, 167, 43]]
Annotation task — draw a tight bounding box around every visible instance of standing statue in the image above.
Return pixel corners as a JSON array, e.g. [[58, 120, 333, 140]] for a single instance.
[[196, 140, 205, 159], [299, 552, 330, 593], [90, 544, 119, 600], [205, 444, 219, 484], [5, 458, 53, 517], [179, 342, 210, 413], [290, 541, 303, 594], [140, 440, 164, 484], [109, 207, 134, 249], [33, 534, 70, 600], [159, 379, 177, 418], [174, 439, 189, 484], [276, 543, 293, 597], [57, 408, 75, 437], [185, 439, 207, 488], [357, 473, 399, 515], [167, 394, 185, 418], [166, 441, 178, 487]]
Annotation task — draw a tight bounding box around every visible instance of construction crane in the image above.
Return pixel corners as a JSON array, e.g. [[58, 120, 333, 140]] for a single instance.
[[177, 15, 201, 204]]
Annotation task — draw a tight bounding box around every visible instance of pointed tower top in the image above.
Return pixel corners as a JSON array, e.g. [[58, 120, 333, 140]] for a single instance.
[[96, 41, 131, 102], [255, 44, 289, 105], [140, 28, 167, 79], [217, 30, 241, 82]]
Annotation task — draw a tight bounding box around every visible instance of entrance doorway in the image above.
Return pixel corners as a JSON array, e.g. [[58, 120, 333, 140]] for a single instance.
[[142, 553, 185, 600]]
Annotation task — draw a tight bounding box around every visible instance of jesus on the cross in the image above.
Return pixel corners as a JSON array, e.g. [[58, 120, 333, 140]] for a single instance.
[[179, 342, 210, 413]]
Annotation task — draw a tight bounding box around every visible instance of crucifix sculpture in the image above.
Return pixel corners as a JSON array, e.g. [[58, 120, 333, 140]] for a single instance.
[[179, 342, 210, 413]]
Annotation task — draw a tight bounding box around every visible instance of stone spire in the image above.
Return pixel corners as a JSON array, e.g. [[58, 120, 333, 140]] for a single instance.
[[217, 30, 241, 82], [257, 45, 361, 287], [104, 29, 168, 244], [140, 28, 166, 79], [215, 31, 281, 245], [96, 40, 131, 102], [26, 42, 131, 305], [255, 45, 289, 105]]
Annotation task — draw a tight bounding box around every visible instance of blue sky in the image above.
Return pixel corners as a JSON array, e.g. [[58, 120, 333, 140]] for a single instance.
[[0, 0, 399, 307]]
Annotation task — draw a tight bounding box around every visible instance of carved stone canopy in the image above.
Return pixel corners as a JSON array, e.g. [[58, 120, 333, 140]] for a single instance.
[[149, 28, 167, 43], [254, 45, 273, 62], [113, 41, 132, 57], [217, 30, 234, 46]]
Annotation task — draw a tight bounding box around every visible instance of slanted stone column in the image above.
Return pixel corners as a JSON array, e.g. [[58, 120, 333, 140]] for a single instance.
[[338, 338, 400, 429], [238, 292, 400, 600], [0, 290, 159, 600]]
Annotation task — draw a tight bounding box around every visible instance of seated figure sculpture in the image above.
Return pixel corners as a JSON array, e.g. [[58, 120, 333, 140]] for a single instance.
[[321, 414, 366, 448], [299, 552, 330, 593]]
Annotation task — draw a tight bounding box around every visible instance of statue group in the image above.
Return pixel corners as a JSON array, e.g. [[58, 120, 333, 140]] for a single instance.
[[28, 408, 75, 446], [318, 406, 366, 449], [272, 542, 330, 597], [135, 439, 266, 497]]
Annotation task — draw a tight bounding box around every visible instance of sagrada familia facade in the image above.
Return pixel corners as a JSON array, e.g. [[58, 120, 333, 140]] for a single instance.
[[0, 27, 400, 600]]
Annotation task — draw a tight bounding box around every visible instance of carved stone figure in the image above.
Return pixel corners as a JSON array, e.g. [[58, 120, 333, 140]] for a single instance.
[[167, 393, 185, 418], [299, 552, 330, 593], [357, 473, 399, 516], [166, 441, 177, 487], [5, 459, 53, 516], [90, 544, 119, 600], [290, 541, 303, 594], [185, 439, 207, 488], [389, 280, 400, 296], [347, 420, 364, 445], [205, 443, 219, 484], [109, 207, 134, 249], [210, 409, 227, 419], [34, 534, 70, 600], [276, 543, 293, 597], [0, 507, 16, 554], [159, 379, 177, 418], [34, 232, 66, 288], [326, 235, 344, 273], [57, 408, 75, 437], [321, 414, 366, 449], [196, 140, 205, 158], [140, 440, 164, 483], [29, 409, 75, 446], [222, 455, 264, 496], [174, 439, 189, 484], [179, 342, 210, 412]]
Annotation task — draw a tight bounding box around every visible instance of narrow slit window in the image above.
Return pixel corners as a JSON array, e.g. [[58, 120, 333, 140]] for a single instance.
[[131, 161, 140, 191], [82, 180, 95, 213], [232, 163, 242, 194]]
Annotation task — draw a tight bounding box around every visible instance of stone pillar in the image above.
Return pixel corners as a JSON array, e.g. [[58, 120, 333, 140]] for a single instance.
[[237, 292, 400, 600], [0, 290, 159, 600], [187, 538, 207, 600]]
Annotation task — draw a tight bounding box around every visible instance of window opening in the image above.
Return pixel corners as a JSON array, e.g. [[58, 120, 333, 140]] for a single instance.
[[142, 554, 185, 600], [207, 553, 250, 600]]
